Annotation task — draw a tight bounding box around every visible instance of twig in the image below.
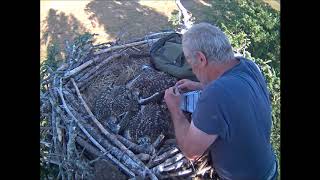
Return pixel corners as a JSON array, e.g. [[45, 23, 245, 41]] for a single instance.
[[81, 121, 146, 176], [138, 91, 164, 105], [94, 38, 159, 55], [76, 136, 135, 177], [57, 83, 136, 177], [77, 53, 121, 82], [117, 135, 155, 155], [152, 147, 179, 165], [160, 168, 193, 178], [161, 158, 188, 172], [152, 153, 184, 173], [64, 57, 99, 78], [40, 141, 51, 147], [176, 0, 193, 32], [70, 78, 157, 179], [123, 130, 133, 141], [136, 153, 151, 162], [152, 133, 165, 149], [164, 138, 177, 146]]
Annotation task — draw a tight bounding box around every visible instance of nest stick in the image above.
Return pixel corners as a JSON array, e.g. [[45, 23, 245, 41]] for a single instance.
[[64, 57, 99, 78], [152, 133, 165, 149], [153, 147, 179, 164], [70, 78, 157, 180], [94, 38, 159, 55], [136, 153, 151, 161], [160, 168, 193, 179], [152, 153, 184, 173], [117, 135, 155, 155], [81, 121, 146, 176], [76, 136, 135, 177], [176, 0, 193, 30], [161, 158, 188, 172], [57, 83, 137, 177], [77, 53, 121, 82]]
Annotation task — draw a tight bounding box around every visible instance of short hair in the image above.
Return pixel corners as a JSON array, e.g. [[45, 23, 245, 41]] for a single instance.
[[182, 23, 234, 64]]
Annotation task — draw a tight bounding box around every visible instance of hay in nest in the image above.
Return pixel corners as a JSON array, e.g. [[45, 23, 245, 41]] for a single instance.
[[40, 31, 218, 180]]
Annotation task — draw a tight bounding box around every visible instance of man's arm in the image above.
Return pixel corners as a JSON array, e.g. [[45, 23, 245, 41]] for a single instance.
[[165, 87, 217, 160], [169, 108, 217, 160]]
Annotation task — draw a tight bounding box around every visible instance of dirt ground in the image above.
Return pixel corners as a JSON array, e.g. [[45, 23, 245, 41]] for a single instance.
[[40, 0, 178, 62], [40, 0, 279, 62]]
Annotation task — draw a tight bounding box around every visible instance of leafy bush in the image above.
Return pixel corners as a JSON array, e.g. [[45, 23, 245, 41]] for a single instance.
[[199, 0, 280, 73]]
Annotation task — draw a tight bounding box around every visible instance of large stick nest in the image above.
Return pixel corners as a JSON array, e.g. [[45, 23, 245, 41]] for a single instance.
[[40, 31, 219, 180]]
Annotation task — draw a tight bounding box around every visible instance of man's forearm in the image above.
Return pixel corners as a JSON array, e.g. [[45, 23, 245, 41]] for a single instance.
[[195, 81, 205, 90], [168, 108, 190, 153]]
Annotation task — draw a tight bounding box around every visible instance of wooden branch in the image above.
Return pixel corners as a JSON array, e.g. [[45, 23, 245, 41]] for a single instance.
[[160, 168, 193, 179], [138, 91, 164, 105], [70, 78, 157, 179], [196, 166, 212, 176], [153, 147, 179, 164], [152, 153, 184, 173], [123, 130, 133, 141], [136, 153, 151, 162], [164, 138, 177, 146], [176, 0, 193, 31], [117, 135, 155, 155], [57, 82, 137, 177], [75, 136, 135, 178], [64, 56, 99, 78], [77, 53, 121, 82], [161, 158, 187, 172], [94, 38, 159, 55], [81, 121, 146, 176], [152, 133, 165, 149]]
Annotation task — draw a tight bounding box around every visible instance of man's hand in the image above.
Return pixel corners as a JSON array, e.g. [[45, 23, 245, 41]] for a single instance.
[[164, 87, 181, 113], [175, 79, 203, 92]]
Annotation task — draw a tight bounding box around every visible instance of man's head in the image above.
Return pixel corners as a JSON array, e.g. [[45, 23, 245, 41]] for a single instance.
[[182, 23, 234, 83]]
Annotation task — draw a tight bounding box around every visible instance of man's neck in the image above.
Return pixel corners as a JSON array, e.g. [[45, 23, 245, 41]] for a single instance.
[[205, 58, 239, 84]]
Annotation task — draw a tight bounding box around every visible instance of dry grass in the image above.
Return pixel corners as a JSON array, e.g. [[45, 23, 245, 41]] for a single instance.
[[40, 0, 178, 62]]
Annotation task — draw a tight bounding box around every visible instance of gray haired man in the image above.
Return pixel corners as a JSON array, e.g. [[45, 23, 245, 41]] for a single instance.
[[164, 23, 278, 180]]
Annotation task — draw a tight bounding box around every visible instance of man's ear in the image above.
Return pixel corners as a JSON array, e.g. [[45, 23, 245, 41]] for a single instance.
[[196, 51, 208, 67]]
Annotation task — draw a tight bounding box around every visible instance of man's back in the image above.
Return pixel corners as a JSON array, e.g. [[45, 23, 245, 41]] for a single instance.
[[192, 57, 277, 180]]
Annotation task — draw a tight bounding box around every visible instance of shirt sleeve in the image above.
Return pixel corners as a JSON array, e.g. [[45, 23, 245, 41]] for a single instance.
[[191, 83, 229, 139]]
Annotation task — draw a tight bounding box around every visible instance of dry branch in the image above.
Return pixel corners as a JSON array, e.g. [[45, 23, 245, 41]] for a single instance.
[[75, 136, 135, 177], [64, 57, 99, 78], [70, 78, 157, 179], [153, 147, 179, 165], [152, 153, 185, 174], [160, 168, 193, 179], [94, 38, 159, 55], [117, 135, 155, 155], [77, 53, 121, 82], [176, 0, 193, 31], [57, 82, 139, 177], [40, 31, 216, 180], [136, 153, 151, 162], [152, 134, 165, 149]]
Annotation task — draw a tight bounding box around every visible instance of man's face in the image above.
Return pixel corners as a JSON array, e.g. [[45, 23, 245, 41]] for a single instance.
[[184, 48, 204, 82]]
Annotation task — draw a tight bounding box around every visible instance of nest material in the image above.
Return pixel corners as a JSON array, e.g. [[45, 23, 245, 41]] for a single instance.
[[40, 31, 218, 180]]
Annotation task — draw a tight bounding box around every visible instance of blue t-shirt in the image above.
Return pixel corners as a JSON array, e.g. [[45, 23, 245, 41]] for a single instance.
[[192, 57, 276, 180]]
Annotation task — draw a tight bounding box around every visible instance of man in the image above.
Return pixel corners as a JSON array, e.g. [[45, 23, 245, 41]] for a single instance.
[[164, 23, 278, 180]]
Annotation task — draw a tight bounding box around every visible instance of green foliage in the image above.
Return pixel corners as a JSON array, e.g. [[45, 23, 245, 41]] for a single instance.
[[169, 10, 181, 28], [215, 2, 281, 174], [199, 0, 280, 73], [40, 41, 61, 73]]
